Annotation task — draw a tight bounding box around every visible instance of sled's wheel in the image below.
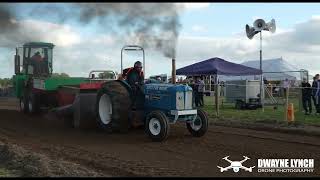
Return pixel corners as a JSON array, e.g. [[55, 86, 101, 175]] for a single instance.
[[145, 111, 170, 142], [186, 109, 208, 137], [19, 96, 28, 114], [28, 92, 40, 114]]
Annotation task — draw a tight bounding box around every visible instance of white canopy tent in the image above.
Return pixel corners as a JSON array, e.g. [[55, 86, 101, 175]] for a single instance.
[[219, 57, 308, 82]]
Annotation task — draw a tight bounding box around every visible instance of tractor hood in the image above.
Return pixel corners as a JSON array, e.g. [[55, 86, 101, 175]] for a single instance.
[[144, 83, 192, 94]]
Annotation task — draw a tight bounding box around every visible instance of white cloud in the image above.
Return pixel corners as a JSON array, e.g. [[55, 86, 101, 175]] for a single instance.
[[87, 35, 115, 46], [183, 3, 210, 10], [0, 19, 81, 48], [176, 3, 210, 11], [2, 15, 320, 79], [251, 16, 263, 22], [175, 16, 320, 76], [311, 15, 320, 20], [21, 20, 81, 47], [191, 25, 208, 33]]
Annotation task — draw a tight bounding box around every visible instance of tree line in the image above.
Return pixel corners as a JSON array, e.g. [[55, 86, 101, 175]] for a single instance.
[[0, 78, 13, 87]]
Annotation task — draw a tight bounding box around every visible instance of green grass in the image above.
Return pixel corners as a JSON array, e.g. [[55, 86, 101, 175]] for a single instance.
[[0, 167, 18, 177], [201, 95, 320, 126]]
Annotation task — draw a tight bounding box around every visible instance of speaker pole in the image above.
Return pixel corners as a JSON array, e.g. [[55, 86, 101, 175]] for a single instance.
[[260, 31, 264, 112]]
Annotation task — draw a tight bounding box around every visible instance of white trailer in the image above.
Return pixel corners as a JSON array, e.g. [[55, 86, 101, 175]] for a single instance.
[[225, 80, 262, 109]]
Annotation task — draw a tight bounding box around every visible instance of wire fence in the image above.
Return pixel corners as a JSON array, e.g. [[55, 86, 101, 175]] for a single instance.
[[0, 87, 14, 97], [195, 81, 320, 127]]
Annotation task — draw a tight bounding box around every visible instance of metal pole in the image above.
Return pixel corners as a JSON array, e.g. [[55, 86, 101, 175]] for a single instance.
[[215, 75, 219, 117], [209, 75, 212, 94], [285, 87, 289, 122], [260, 31, 264, 112]]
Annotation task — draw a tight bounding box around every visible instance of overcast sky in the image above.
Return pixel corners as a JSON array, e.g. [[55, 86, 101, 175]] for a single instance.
[[1, 3, 320, 78]]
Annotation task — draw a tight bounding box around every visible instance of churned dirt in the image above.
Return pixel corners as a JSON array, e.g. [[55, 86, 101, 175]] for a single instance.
[[0, 98, 319, 177]]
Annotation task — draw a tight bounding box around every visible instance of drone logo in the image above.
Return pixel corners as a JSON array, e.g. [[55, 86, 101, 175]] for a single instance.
[[217, 156, 255, 173]]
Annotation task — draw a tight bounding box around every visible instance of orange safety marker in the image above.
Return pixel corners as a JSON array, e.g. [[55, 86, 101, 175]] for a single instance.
[[287, 103, 295, 122]]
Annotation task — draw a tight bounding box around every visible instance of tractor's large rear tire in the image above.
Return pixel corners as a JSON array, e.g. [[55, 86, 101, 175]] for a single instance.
[[186, 109, 208, 137], [96, 81, 132, 133], [145, 111, 170, 142]]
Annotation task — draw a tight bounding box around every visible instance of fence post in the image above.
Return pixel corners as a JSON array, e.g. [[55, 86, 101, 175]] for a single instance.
[[298, 86, 302, 112], [284, 87, 289, 122]]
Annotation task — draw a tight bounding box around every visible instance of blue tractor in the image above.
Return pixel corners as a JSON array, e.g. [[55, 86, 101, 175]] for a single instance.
[[95, 45, 208, 142]]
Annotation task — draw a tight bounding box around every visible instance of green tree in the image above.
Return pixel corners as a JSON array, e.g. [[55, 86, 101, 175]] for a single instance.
[[0, 78, 13, 87], [51, 73, 70, 78]]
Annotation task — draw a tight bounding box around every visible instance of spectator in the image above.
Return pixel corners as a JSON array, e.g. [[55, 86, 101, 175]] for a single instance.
[[197, 76, 205, 107], [263, 77, 268, 85], [312, 74, 320, 115], [311, 76, 317, 111], [220, 81, 225, 97], [188, 77, 196, 107], [282, 78, 290, 98], [193, 76, 200, 107], [301, 78, 312, 115]]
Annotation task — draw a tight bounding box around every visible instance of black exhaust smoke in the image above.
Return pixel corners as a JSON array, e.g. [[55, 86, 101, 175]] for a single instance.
[[0, 3, 183, 58]]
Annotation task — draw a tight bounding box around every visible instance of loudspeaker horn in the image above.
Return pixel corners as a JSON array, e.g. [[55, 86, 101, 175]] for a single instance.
[[246, 24, 258, 39], [264, 19, 276, 33], [253, 19, 266, 32]]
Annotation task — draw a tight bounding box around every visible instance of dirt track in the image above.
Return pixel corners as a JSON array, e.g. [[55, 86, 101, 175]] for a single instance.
[[0, 102, 320, 177]]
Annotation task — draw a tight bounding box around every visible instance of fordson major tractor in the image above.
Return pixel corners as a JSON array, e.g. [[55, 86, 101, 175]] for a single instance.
[[12, 42, 208, 142]]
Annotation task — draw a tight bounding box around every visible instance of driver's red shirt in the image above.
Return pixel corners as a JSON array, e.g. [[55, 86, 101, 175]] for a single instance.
[[32, 55, 43, 62]]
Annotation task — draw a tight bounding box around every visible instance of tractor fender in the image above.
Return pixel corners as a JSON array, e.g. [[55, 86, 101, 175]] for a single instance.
[[107, 80, 133, 99]]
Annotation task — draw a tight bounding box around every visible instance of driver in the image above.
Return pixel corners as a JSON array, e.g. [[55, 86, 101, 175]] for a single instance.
[[126, 61, 144, 110], [31, 51, 44, 74], [31, 51, 43, 62]]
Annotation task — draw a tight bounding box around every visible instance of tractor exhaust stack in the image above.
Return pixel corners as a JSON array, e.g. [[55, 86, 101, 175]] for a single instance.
[[171, 58, 176, 84]]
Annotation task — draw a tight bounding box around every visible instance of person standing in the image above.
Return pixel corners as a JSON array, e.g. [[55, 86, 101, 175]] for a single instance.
[[188, 77, 196, 107], [312, 74, 320, 115], [282, 78, 290, 98], [312, 76, 318, 112], [197, 76, 205, 107], [193, 76, 200, 107], [301, 78, 312, 115], [263, 77, 268, 85]]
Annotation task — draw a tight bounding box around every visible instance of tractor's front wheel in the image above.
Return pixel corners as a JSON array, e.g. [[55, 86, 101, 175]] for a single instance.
[[186, 109, 208, 137], [145, 111, 170, 142]]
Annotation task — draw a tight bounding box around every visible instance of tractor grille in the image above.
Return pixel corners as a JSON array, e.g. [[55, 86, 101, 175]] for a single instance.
[[185, 91, 193, 109], [176, 92, 184, 110], [176, 91, 193, 110]]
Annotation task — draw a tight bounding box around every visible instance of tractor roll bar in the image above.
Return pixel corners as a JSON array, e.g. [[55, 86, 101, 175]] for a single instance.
[[121, 45, 145, 76]]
